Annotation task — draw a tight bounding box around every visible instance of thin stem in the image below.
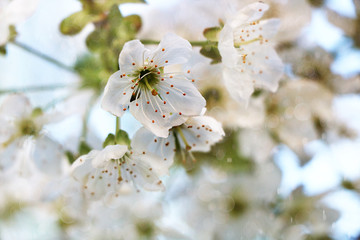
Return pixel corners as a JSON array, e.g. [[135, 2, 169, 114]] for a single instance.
[[0, 84, 73, 95], [115, 116, 120, 134], [140, 39, 211, 47], [177, 128, 192, 151], [11, 41, 75, 72]]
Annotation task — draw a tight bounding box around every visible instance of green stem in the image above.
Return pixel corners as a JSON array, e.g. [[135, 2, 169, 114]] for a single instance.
[[0, 84, 73, 95], [141, 39, 211, 47], [11, 41, 75, 73], [115, 116, 120, 134], [177, 128, 192, 151]]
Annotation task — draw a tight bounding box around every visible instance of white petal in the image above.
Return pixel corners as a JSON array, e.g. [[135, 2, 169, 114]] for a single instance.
[[230, 2, 269, 29], [180, 116, 225, 152], [92, 144, 128, 168], [132, 127, 176, 174], [0, 138, 24, 172], [118, 40, 148, 74], [129, 92, 186, 138], [150, 33, 192, 67], [157, 76, 206, 116], [101, 70, 134, 117], [32, 135, 66, 176], [70, 150, 98, 181], [222, 67, 254, 104], [5, 0, 40, 24], [218, 24, 237, 67], [0, 94, 32, 120], [121, 153, 165, 192]]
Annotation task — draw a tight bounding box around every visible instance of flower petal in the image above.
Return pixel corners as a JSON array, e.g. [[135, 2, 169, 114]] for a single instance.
[[180, 116, 225, 152], [157, 76, 206, 116], [32, 135, 67, 176], [118, 40, 148, 74], [131, 127, 176, 174], [101, 70, 134, 117], [92, 144, 128, 168], [150, 33, 192, 67]]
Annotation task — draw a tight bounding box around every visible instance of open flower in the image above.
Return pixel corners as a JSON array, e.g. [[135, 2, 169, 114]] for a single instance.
[[0, 94, 66, 177], [132, 115, 225, 166], [101, 33, 206, 138], [71, 144, 165, 199], [218, 2, 284, 104]]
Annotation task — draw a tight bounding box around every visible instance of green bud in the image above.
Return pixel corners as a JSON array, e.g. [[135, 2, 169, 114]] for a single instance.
[[203, 26, 222, 42], [79, 141, 92, 155], [200, 44, 222, 64], [31, 107, 43, 118], [60, 11, 94, 35], [115, 129, 131, 147], [103, 134, 116, 148]]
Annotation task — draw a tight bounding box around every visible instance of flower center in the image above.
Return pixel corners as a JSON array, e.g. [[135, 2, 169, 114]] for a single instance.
[[18, 119, 38, 136], [137, 68, 160, 93]]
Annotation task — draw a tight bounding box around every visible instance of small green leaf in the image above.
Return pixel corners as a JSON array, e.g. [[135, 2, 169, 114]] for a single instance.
[[103, 133, 116, 148], [0, 46, 6, 55], [31, 107, 43, 117], [200, 45, 222, 64], [203, 27, 221, 42], [79, 141, 92, 155], [65, 151, 76, 164], [124, 14, 142, 32], [115, 129, 131, 146], [60, 11, 94, 35]]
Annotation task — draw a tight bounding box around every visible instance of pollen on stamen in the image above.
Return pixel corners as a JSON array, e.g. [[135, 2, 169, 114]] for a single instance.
[[162, 115, 165, 118], [142, 151, 146, 154], [147, 101, 150, 104], [123, 108, 127, 111], [179, 112, 182, 115], [157, 71, 161, 74], [192, 79, 195, 82], [187, 70, 190, 73], [170, 85, 174, 87], [150, 60, 154, 63], [259, 8, 262, 12], [155, 65, 158, 67], [170, 76, 173, 78], [166, 92, 169, 94], [155, 110, 158, 112], [162, 48, 165, 51], [123, 92, 126, 95], [165, 60, 168, 63], [154, 139, 157, 143], [132, 63, 135, 66], [144, 66, 147, 69], [161, 78, 164, 81], [163, 101, 166, 104], [152, 120, 155, 123], [136, 103, 139, 106], [183, 93, 186, 96], [197, 135, 201, 138]]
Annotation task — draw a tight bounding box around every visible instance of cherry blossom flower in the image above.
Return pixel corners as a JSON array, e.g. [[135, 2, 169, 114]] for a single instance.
[[132, 115, 225, 166], [218, 2, 284, 104], [0, 94, 66, 177], [70, 144, 165, 199], [101, 33, 206, 138], [0, 0, 40, 45]]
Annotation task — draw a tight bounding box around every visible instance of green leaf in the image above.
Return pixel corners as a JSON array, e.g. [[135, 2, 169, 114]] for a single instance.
[[124, 14, 142, 32], [115, 129, 131, 146], [103, 133, 116, 148], [79, 141, 92, 155], [0, 46, 6, 55], [65, 151, 76, 164], [60, 11, 94, 35], [200, 45, 222, 64], [203, 27, 221, 42]]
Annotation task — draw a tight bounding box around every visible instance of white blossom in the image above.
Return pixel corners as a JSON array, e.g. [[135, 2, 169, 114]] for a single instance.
[[70, 144, 165, 199], [218, 2, 284, 104], [132, 115, 225, 166], [0, 94, 67, 177], [101, 33, 206, 138]]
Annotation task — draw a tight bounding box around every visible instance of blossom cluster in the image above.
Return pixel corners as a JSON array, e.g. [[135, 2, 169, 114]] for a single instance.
[[0, 0, 357, 239]]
